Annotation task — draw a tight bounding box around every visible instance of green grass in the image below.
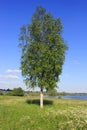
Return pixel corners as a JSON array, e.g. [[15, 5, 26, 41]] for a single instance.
[[0, 96, 87, 130]]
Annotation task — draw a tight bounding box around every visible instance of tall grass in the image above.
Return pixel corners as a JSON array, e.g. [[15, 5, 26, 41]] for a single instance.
[[0, 96, 87, 130]]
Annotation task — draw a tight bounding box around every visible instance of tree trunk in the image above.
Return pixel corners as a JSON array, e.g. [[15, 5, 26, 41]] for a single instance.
[[40, 88, 43, 108]]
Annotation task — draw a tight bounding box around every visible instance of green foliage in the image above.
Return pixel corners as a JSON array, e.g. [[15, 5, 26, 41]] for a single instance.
[[12, 87, 24, 96], [58, 95, 62, 99], [47, 88, 58, 96], [5, 91, 13, 96], [19, 6, 68, 91], [28, 91, 40, 96], [0, 91, 3, 95]]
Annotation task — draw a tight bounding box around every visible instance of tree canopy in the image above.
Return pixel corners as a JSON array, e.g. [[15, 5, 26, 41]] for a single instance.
[[19, 6, 68, 107], [12, 87, 24, 96]]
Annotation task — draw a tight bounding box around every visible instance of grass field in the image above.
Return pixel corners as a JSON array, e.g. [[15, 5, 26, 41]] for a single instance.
[[0, 96, 87, 130]]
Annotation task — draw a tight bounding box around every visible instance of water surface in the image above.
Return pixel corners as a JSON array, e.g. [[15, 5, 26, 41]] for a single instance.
[[62, 95, 87, 100]]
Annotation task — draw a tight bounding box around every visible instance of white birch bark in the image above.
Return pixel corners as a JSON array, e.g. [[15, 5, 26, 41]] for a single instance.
[[40, 89, 43, 108]]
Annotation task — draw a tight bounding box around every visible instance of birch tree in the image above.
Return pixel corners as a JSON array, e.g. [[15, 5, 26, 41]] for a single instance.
[[19, 6, 68, 108]]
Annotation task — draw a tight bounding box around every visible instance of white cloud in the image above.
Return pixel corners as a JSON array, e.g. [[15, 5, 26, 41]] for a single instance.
[[6, 69, 21, 73], [0, 74, 19, 79], [0, 81, 26, 90], [6, 75, 19, 79]]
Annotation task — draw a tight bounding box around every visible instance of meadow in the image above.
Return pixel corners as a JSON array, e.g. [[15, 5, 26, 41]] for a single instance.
[[0, 96, 87, 130]]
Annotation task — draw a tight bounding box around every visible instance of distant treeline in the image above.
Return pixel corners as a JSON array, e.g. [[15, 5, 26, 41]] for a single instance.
[[0, 88, 87, 96], [26, 91, 87, 96]]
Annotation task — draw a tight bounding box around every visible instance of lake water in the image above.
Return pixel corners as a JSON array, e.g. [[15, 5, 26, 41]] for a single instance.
[[62, 95, 87, 100], [44, 95, 87, 100]]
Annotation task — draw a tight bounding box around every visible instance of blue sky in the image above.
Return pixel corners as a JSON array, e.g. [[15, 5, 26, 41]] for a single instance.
[[0, 0, 87, 92]]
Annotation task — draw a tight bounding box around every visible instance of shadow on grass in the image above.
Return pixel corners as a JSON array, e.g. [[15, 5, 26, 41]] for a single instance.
[[26, 99, 53, 106]]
